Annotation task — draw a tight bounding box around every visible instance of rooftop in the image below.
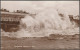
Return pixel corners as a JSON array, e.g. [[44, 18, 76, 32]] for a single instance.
[[1, 12, 27, 16]]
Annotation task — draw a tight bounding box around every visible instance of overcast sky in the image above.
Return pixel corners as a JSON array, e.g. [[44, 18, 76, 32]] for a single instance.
[[1, 1, 79, 15]]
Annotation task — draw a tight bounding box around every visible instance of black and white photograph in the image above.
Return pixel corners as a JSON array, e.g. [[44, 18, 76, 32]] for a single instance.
[[1, 1, 79, 50]]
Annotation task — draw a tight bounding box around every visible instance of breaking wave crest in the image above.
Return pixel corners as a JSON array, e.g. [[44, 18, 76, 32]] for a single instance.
[[1, 9, 79, 38]]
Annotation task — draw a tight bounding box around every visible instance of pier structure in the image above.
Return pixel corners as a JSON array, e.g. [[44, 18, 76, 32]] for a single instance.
[[1, 11, 26, 32]]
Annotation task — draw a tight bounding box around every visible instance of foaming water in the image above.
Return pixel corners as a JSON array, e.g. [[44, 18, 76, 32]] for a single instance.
[[1, 9, 79, 38]]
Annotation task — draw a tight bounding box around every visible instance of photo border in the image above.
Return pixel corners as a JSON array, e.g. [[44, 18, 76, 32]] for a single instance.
[[0, 0, 80, 50]]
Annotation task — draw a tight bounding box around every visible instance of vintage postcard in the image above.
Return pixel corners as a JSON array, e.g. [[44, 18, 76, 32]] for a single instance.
[[1, 0, 79, 50]]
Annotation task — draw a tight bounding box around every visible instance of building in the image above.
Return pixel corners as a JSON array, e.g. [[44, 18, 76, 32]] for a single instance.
[[1, 9, 27, 32]]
